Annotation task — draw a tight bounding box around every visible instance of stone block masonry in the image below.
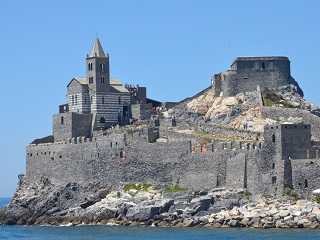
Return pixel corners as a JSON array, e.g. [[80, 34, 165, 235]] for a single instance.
[[53, 112, 92, 142], [25, 126, 279, 196], [214, 57, 303, 97]]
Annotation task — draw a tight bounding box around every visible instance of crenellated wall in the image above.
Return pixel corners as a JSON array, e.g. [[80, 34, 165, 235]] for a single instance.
[[25, 127, 269, 194], [25, 122, 320, 197]]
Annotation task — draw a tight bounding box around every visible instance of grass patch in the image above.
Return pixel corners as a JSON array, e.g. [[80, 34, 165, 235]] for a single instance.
[[123, 183, 152, 192], [164, 184, 188, 193], [193, 131, 242, 142]]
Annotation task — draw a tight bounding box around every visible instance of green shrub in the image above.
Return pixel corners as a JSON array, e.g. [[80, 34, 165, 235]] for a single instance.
[[313, 195, 320, 204], [241, 190, 252, 200], [123, 183, 152, 192], [283, 187, 299, 200], [164, 184, 188, 193], [262, 89, 297, 108]]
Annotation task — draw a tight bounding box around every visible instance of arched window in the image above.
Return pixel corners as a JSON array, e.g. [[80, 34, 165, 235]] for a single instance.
[[71, 95, 74, 105], [304, 179, 308, 188], [102, 97, 105, 104], [101, 77, 105, 84], [120, 150, 125, 158], [100, 63, 104, 72], [262, 62, 266, 70], [89, 77, 94, 84], [216, 175, 222, 187], [60, 116, 64, 125], [88, 62, 93, 71], [100, 117, 106, 123], [272, 134, 276, 143]]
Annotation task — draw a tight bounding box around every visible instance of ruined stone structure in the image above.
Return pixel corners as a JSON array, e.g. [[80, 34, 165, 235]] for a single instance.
[[23, 53, 320, 198], [213, 57, 303, 97]]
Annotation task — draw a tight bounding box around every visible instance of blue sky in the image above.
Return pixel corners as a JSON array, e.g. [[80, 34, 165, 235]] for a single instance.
[[0, 0, 320, 196]]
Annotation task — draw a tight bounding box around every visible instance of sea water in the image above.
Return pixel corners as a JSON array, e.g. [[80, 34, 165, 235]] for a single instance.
[[1, 225, 320, 240]]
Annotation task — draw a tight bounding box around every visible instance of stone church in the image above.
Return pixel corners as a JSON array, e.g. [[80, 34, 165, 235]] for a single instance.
[[53, 39, 150, 141]]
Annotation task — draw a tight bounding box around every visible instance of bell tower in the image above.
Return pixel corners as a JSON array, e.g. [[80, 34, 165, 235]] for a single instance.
[[86, 38, 110, 93]]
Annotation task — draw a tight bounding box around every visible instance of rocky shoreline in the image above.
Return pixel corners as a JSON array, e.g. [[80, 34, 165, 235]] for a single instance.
[[1, 180, 320, 229]]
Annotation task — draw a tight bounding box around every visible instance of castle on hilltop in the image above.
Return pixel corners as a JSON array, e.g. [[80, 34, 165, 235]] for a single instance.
[[24, 46, 320, 198], [53, 38, 155, 142], [213, 56, 303, 97]]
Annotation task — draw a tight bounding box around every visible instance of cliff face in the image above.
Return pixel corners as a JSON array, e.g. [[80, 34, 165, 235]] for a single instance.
[[0, 179, 111, 225], [3, 179, 320, 229], [168, 85, 316, 133]]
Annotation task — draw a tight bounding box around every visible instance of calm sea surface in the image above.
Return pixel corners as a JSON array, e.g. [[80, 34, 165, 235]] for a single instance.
[[1, 225, 320, 240]]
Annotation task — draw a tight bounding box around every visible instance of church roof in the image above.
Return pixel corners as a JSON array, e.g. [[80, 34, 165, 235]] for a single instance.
[[110, 79, 129, 93], [88, 38, 107, 58], [66, 77, 129, 93], [66, 77, 88, 88], [75, 77, 88, 85]]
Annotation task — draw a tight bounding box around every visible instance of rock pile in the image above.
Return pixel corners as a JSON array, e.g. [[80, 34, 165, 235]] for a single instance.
[[2, 180, 320, 229], [207, 198, 320, 229]]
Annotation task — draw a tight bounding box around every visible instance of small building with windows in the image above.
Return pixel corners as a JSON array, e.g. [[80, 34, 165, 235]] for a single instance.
[[53, 38, 149, 141]]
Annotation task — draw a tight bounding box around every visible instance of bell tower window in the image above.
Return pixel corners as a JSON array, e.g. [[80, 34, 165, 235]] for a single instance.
[[88, 62, 93, 71], [100, 63, 104, 72]]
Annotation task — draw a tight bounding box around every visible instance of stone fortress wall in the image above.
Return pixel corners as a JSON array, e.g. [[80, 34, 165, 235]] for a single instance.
[[25, 128, 261, 193], [23, 54, 320, 199], [25, 119, 320, 197], [213, 57, 303, 97]]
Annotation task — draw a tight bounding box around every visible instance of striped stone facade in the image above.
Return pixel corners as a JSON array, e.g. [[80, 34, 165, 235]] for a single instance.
[[54, 38, 139, 141], [91, 91, 131, 128], [67, 87, 91, 113]]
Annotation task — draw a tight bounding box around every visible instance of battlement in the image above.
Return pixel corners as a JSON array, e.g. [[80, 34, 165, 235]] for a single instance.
[[231, 56, 289, 67], [264, 123, 311, 130]]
